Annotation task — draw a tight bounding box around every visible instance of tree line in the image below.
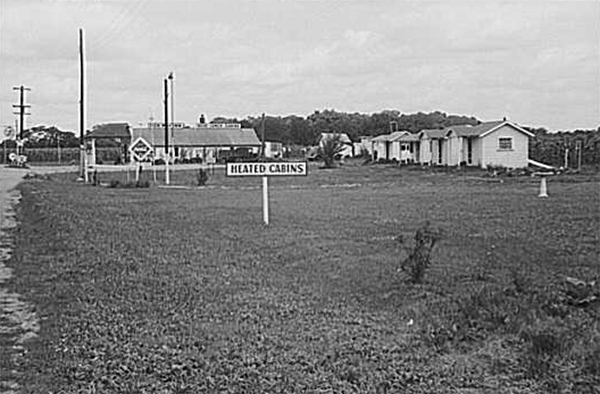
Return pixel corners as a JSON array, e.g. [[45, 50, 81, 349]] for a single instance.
[[217, 110, 480, 146], [3, 110, 599, 167], [526, 127, 600, 167]]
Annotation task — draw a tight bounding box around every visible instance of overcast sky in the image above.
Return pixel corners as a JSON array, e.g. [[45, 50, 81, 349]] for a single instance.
[[1, 0, 598, 132]]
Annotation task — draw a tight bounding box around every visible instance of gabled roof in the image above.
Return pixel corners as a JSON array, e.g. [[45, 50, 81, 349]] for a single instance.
[[131, 126, 261, 147], [388, 131, 412, 142], [419, 129, 447, 139], [446, 120, 534, 138], [397, 133, 420, 142], [371, 134, 390, 142], [86, 123, 131, 139], [371, 131, 411, 142]]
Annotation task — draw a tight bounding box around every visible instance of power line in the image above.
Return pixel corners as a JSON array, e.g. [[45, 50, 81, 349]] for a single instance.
[[91, 0, 148, 52]]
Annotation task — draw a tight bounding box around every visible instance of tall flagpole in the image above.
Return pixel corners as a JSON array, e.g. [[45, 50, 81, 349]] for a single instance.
[[79, 28, 88, 182]]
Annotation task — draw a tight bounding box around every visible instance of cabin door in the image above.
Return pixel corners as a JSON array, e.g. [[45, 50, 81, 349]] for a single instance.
[[467, 139, 473, 165]]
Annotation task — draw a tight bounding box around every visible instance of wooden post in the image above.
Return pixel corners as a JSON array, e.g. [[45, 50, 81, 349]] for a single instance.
[[262, 176, 269, 225], [576, 140, 582, 171]]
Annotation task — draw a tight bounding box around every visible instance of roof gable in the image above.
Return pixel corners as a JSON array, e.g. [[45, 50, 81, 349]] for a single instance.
[[479, 121, 534, 138], [419, 129, 447, 139], [131, 126, 261, 147], [87, 123, 131, 139], [388, 131, 411, 142], [447, 121, 534, 138]]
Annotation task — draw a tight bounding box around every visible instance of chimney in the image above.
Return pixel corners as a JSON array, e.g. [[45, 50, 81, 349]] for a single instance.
[[199, 114, 206, 125], [503, 116, 507, 122]]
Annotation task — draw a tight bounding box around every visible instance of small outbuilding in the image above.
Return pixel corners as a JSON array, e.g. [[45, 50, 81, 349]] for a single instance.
[[85, 122, 132, 164]]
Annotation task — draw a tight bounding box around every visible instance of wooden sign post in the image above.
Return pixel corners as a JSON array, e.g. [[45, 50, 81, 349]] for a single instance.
[[226, 161, 308, 225]]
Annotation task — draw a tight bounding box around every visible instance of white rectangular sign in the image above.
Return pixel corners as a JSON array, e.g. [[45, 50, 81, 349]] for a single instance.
[[226, 161, 307, 177]]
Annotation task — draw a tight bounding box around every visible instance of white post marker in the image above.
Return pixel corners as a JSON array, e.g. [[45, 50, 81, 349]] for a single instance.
[[226, 161, 308, 225], [533, 171, 553, 198]]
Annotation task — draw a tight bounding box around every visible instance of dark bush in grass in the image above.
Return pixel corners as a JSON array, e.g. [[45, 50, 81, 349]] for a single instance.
[[196, 168, 209, 186], [398, 221, 442, 284], [107, 179, 150, 188]]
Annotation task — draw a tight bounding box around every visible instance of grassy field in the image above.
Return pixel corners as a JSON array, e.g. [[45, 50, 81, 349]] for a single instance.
[[5, 162, 600, 393]]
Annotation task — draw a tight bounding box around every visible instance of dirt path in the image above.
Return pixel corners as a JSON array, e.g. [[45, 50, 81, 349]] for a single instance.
[[0, 166, 76, 394]]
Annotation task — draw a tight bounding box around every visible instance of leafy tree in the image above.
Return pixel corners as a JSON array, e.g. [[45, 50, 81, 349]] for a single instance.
[[286, 115, 316, 146]]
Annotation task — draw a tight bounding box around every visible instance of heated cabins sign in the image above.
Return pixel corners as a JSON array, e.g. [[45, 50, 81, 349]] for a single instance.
[[226, 162, 307, 177]]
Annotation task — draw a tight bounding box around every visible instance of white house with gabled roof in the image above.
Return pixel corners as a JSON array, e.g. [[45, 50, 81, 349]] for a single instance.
[[445, 120, 534, 168], [417, 120, 533, 168], [371, 131, 413, 161]]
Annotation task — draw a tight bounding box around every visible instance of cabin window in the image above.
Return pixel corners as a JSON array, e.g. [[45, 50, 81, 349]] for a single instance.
[[498, 137, 513, 151]]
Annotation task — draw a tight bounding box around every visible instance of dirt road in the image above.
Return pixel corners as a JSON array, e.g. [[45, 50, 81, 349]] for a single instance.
[[0, 166, 76, 394]]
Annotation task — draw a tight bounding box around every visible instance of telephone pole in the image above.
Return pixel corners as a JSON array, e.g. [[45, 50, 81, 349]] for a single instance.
[[12, 85, 31, 140], [12, 85, 31, 164], [261, 112, 266, 159], [168, 72, 174, 159], [164, 76, 170, 185], [79, 28, 88, 182]]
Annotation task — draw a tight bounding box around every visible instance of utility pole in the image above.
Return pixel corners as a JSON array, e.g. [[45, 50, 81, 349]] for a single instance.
[[149, 111, 157, 183], [261, 112, 266, 159], [79, 28, 88, 182], [12, 85, 31, 165], [576, 140, 582, 171], [164, 77, 170, 185], [168, 72, 174, 162], [12, 85, 31, 140]]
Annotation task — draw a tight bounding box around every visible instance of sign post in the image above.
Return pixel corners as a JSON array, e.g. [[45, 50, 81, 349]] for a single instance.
[[129, 137, 152, 182], [262, 176, 269, 224], [226, 161, 308, 225]]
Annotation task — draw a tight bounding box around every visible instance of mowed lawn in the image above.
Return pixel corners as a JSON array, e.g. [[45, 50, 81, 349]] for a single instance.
[[8, 163, 600, 393]]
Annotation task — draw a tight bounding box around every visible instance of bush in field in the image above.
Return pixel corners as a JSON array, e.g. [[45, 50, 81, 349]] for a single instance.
[[318, 134, 347, 168], [196, 168, 209, 186], [398, 221, 442, 284], [108, 180, 150, 189]]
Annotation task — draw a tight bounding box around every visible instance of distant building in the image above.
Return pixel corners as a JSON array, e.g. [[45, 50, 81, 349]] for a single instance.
[[418, 120, 533, 168], [131, 124, 261, 163], [371, 131, 414, 161], [263, 141, 283, 159], [353, 136, 373, 157], [85, 123, 132, 164]]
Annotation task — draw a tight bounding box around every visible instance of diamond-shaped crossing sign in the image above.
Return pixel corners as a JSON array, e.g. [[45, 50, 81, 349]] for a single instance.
[[129, 137, 153, 162]]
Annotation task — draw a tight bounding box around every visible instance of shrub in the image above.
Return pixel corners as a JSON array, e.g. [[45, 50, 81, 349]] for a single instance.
[[398, 221, 442, 284], [318, 135, 347, 168], [196, 168, 209, 186], [107, 180, 150, 189]]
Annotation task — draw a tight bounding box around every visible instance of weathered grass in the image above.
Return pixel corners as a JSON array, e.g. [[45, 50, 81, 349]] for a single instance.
[[5, 161, 599, 392]]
